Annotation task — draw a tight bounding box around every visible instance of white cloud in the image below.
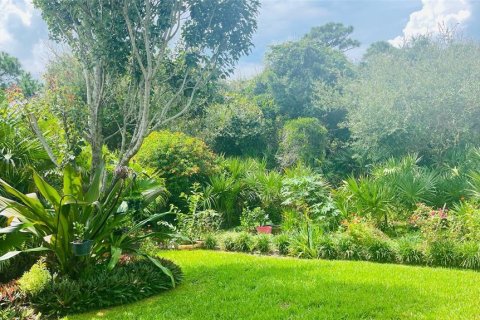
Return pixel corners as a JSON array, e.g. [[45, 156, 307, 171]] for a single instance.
[[390, 0, 472, 47], [0, 0, 34, 46]]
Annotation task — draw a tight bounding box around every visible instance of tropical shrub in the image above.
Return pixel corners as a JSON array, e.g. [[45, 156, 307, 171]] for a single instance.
[[0, 89, 53, 193], [288, 224, 322, 259], [334, 233, 361, 260], [317, 235, 337, 259], [341, 176, 394, 227], [451, 201, 480, 241], [281, 169, 340, 229], [0, 164, 174, 281], [456, 241, 480, 270], [176, 184, 222, 242], [396, 236, 425, 265], [342, 218, 397, 262], [427, 239, 458, 267], [372, 155, 437, 210], [206, 158, 259, 227], [221, 234, 236, 252], [243, 167, 283, 224], [234, 232, 254, 252]]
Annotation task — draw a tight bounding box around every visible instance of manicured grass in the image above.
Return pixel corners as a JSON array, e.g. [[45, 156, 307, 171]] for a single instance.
[[70, 250, 480, 320]]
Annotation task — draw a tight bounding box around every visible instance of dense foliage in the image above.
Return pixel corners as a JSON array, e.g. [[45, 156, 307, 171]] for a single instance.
[[2, 5, 480, 317], [346, 39, 480, 163], [1, 257, 182, 318], [135, 130, 219, 206]]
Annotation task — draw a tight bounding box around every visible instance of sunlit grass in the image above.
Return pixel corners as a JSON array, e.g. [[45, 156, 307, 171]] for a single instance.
[[70, 250, 480, 320]]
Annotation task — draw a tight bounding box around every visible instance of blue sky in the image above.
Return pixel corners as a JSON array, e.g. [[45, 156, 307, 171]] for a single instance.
[[0, 0, 479, 79]]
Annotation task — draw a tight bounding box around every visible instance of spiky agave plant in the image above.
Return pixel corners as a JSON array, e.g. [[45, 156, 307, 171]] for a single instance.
[[0, 164, 174, 283]]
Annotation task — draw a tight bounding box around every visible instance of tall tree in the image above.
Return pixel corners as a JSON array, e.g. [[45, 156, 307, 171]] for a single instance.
[[34, 0, 260, 173], [0, 51, 40, 96], [346, 37, 480, 163], [255, 22, 358, 119], [0, 52, 22, 87]]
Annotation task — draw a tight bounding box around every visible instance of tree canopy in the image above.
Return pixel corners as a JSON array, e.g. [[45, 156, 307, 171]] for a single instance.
[[255, 23, 358, 119], [34, 0, 260, 172], [346, 38, 480, 163]]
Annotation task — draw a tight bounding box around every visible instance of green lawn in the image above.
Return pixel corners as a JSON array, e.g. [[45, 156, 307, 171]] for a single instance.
[[70, 250, 480, 320]]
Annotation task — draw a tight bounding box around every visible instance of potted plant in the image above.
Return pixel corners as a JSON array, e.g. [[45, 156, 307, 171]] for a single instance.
[[256, 224, 273, 234], [255, 210, 273, 234], [71, 222, 92, 256]]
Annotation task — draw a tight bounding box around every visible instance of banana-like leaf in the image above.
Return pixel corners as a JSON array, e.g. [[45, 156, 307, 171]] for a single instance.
[[0, 246, 50, 261], [0, 231, 28, 252], [0, 196, 50, 230], [85, 162, 104, 203], [123, 212, 168, 237], [145, 254, 175, 287], [33, 171, 61, 209], [107, 246, 122, 270], [0, 221, 34, 233], [63, 165, 83, 201], [0, 179, 51, 226]]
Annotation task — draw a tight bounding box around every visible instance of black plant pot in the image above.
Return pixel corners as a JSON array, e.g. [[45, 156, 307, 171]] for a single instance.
[[71, 240, 92, 256]]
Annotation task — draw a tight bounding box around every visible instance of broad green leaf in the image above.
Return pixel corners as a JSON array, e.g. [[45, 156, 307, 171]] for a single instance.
[[85, 162, 104, 203], [0, 179, 49, 223], [63, 165, 83, 201], [145, 254, 175, 287], [33, 171, 61, 208], [0, 246, 50, 261], [108, 246, 122, 270]]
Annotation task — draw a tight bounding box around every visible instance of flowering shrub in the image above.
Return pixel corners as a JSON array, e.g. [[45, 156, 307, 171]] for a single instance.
[[409, 203, 454, 240]]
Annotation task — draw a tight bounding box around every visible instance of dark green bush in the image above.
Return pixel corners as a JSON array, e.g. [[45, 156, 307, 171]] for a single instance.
[[427, 239, 458, 267], [234, 232, 254, 252], [274, 234, 290, 255], [135, 130, 219, 207], [317, 236, 337, 259], [397, 237, 425, 265], [456, 241, 480, 270], [222, 234, 236, 251], [334, 234, 362, 260], [204, 234, 218, 250], [254, 234, 272, 254], [31, 258, 182, 317]]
